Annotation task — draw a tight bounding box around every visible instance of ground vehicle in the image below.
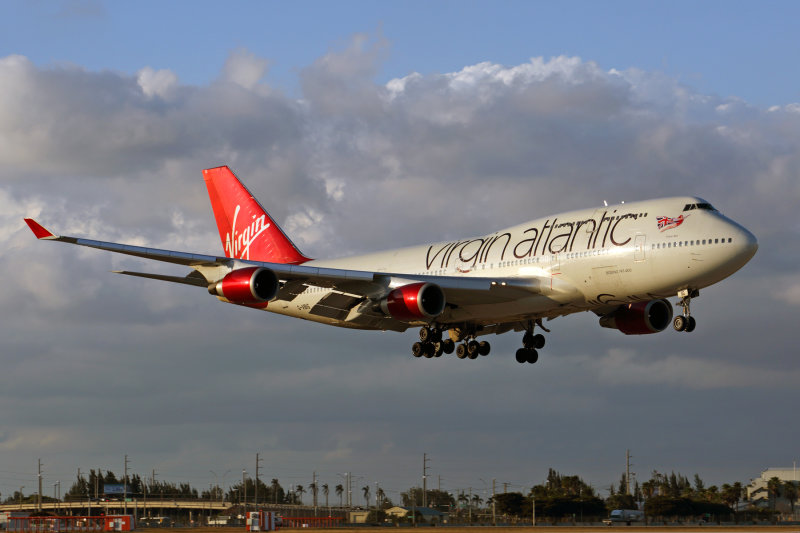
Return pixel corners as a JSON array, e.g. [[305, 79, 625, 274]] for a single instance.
[[603, 509, 644, 525]]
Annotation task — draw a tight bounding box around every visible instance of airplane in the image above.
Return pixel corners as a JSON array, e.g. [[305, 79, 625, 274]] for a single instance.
[[24, 166, 758, 364]]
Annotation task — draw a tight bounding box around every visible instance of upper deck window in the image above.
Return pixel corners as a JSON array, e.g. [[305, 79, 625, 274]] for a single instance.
[[683, 202, 717, 212]]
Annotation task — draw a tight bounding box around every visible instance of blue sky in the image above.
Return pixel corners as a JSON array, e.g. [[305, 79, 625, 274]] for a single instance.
[[4, 1, 800, 106], [1, 0, 799, 508]]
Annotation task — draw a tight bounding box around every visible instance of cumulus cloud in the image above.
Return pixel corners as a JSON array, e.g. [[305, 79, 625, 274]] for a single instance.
[[137, 66, 179, 99], [1, 36, 799, 496], [220, 47, 270, 89]]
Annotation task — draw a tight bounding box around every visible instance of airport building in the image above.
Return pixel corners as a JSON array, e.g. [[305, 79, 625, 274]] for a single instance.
[[746, 466, 799, 515]]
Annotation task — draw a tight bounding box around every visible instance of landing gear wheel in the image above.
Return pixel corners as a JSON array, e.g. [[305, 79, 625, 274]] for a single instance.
[[456, 343, 468, 359], [685, 316, 696, 333], [673, 315, 687, 332], [467, 340, 480, 359], [419, 327, 441, 343], [423, 343, 435, 358], [523, 331, 534, 348], [478, 341, 491, 356], [412, 342, 424, 357], [533, 334, 545, 349], [441, 339, 455, 354], [515, 348, 527, 364], [433, 342, 444, 357], [419, 327, 431, 342], [526, 349, 539, 364]]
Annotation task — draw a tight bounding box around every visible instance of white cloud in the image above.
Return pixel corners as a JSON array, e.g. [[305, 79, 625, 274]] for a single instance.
[[137, 66, 179, 99], [220, 47, 270, 89]]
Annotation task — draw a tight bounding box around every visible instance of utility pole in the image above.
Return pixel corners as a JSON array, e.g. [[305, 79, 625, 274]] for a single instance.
[[422, 454, 429, 508], [626, 449, 633, 496], [492, 479, 496, 526], [242, 470, 247, 512], [469, 487, 473, 523], [255, 454, 262, 508], [124, 454, 130, 515], [313, 471, 318, 514], [348, 472, 352, 508], [38, 459, 42, 512]]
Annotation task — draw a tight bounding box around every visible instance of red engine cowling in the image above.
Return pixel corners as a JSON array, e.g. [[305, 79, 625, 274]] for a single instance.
[[599, 299, 673, 335], [380, 282, 446, 322], [210, 267, 279, 304]]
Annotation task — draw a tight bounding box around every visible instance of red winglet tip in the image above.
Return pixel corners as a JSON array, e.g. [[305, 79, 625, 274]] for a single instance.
[[24, 218, 56, 240]]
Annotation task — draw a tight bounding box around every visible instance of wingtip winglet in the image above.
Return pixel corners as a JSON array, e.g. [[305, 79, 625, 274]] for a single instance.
[[24, 218, 57, 240]]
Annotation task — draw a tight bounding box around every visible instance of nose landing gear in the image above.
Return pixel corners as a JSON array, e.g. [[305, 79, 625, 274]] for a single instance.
[[674, 289, 699, 332]]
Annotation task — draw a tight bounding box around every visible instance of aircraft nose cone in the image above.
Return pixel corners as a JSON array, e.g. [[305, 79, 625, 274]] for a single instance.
[[741, 227, 758, 261]]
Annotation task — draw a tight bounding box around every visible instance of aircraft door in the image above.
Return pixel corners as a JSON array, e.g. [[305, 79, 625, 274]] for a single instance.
[[634, 233, 646, 262]]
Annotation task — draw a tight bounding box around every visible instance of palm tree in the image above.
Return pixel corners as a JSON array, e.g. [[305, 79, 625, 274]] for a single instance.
[[376, 487, 386, 509], [783, 481, 798, 517], [362, 485, 371, 507], [721, 484, 739, 514], [322, 483, 329, 508], [767, 477, 782, 511], [308, 482, 317, 507], [296, 484, 306, 505], [270, 479, 280, 504], [472, 494, 483, 509], [335, 484, 344, 507]]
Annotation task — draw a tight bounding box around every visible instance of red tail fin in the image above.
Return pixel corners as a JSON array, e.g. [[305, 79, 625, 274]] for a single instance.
[[203, 166, 310, 264]]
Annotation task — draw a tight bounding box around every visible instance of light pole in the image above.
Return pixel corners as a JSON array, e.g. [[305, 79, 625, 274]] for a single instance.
[[18, 486, 24, 510]]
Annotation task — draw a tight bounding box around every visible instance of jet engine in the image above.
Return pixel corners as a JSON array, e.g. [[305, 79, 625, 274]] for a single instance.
[[380, 282, 446, 322], [599, 299, 673, 335], [210, 267, 279, 304]]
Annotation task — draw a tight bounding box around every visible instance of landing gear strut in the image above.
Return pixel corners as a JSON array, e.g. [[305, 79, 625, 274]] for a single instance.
[[673, 289, 699, 332], [516, 320, 547, 364]]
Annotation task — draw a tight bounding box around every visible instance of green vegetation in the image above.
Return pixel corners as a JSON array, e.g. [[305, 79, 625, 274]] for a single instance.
[[3, 465, 797, 526]]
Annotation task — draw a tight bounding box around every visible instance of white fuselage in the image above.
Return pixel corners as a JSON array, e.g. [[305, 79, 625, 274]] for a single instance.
[[262, 196, 757, 331]]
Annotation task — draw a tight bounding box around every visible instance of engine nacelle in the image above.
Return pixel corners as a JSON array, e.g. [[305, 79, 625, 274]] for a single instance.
[[210, 267, 279, 304], [380, 282, 446, 322], [599, 299, 673, 335]]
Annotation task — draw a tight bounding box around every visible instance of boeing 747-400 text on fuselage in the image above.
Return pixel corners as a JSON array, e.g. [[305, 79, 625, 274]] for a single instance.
[[25, 166, 757, 364]]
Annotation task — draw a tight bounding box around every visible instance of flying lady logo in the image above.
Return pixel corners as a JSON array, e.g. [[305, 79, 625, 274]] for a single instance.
[[657, 214, 688, 232], [224, 205, 270, 259]]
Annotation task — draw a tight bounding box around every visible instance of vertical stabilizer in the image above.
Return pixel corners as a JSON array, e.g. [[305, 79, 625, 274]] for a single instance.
[[203, 166, 310, 264]]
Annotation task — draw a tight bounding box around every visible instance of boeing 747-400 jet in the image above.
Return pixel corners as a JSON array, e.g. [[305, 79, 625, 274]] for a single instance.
[[25, 166, 757, 364]]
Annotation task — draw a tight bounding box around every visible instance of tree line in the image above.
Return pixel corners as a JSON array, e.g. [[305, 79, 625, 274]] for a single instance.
[[3, 467, 797, 523]]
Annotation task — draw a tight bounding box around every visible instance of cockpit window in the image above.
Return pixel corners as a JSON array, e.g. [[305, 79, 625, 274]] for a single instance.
[[683, 202, 716, 212]]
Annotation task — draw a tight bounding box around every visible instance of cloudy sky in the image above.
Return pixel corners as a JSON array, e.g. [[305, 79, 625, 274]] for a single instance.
[[1, 0, 799, 504]]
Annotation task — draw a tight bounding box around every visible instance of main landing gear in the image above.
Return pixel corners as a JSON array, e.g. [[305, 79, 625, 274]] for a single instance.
[[412, 327, 489, 360], [515, 320, 547, 364], [412, 327, 454, 359], [673, 289, 699, 333]]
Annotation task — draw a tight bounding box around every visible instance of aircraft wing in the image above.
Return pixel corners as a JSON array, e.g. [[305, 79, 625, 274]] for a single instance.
[[23, 218, 573, 307]]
